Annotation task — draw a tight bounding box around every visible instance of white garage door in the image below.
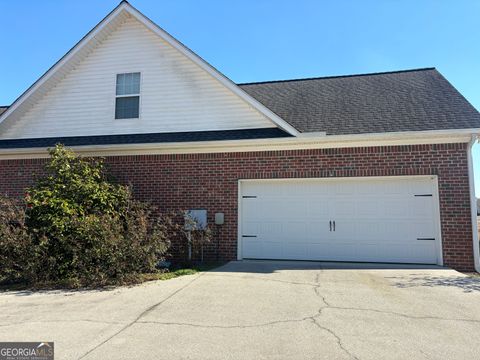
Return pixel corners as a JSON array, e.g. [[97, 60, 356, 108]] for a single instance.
[[239, 177, 441, 264]]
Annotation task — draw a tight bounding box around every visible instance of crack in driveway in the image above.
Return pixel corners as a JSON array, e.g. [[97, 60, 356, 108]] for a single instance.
[[137, 316, 316, 329], [310, 316, 360, 360], [77, 273, 204, 360], [321, 305, 480, 324], [204, 272, 480, 324], [204, 273, 319, 287], [67, 267, 479, 360]]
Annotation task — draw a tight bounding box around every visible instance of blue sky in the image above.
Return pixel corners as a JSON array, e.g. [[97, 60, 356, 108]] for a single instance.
[[0, 0, 479, 194]]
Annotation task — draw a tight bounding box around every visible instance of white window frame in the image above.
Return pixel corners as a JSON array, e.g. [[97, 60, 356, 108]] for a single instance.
[[114, 72, 142, 120]]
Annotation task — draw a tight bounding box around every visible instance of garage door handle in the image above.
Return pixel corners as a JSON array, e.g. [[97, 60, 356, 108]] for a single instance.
[[333, 221, 336, 231], [329, 221, 332, 231]]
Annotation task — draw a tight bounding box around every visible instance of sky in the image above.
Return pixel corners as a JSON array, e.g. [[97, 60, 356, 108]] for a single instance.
[[0, 0, 479, 194]]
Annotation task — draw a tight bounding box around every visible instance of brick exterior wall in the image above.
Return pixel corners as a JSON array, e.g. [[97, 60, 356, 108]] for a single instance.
[[0, 143, 475, 271]]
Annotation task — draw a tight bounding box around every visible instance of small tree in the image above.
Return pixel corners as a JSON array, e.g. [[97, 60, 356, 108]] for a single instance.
[[0, 144, 174, 287], [182, 213, 213, 264]]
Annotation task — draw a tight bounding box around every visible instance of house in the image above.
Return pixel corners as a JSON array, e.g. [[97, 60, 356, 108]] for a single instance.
[[0, 1, 479, 271]]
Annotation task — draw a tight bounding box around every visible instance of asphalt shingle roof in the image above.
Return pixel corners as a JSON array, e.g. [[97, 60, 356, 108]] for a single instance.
[[239, 68, 480, 135], [0, 128, 290, 149], [0, 68, 479, 149]]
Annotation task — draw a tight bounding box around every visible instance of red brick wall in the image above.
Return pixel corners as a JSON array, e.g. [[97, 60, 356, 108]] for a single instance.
[[0, 143, 475, 271]]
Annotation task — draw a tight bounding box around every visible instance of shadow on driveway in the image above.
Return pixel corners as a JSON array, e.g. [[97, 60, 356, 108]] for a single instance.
[[386, 274, 480, 293], [209, 260, 480, 293], [210, 259, 445, 273]]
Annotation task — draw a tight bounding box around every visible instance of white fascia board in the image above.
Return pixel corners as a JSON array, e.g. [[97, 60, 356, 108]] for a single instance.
[[123, 4, 299, 136], [1, 129, 479, 160]]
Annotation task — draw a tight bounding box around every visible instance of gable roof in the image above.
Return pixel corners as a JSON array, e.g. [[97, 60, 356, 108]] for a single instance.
[[239, 68, 480, 135], [0, 1, 298, 137], [0, 3, 479, 149]]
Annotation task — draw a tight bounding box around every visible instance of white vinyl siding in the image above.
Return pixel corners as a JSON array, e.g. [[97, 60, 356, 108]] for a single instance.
[[0, 15, 274, 140]]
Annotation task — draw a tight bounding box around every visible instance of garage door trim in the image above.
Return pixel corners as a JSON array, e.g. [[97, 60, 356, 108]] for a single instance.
[[237, 175, 443, 265]]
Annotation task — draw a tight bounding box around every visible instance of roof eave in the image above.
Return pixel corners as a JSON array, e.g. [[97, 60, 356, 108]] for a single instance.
[[0, 128, 478, 160]]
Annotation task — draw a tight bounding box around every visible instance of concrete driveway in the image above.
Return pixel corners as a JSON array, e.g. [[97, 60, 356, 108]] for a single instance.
[[1, 261, 480, 360]]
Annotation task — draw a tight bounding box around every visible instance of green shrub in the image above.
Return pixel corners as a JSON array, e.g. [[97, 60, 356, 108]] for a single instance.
[[0, 196, 35, 283], [0, 144, 174, 288]]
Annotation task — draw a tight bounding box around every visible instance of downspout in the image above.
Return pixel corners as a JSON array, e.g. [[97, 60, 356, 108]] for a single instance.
[[467, 135, 480, 272]]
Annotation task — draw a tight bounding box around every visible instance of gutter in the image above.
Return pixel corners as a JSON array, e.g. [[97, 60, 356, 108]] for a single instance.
[[0, 128, 478, 160], [467, 134, 480, 272]]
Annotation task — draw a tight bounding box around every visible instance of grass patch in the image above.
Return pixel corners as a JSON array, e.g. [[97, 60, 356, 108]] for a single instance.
[[140, 269, 198, 282], [0, 262, 224, 291], [140, 262, 223, 282]]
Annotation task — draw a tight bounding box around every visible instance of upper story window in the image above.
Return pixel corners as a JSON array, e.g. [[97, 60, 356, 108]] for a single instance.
[[115, 72, 140, 119]]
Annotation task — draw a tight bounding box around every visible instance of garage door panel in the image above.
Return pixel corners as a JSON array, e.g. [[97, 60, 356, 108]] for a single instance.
[[285, 201, 308, 219], [282, 222, 307, 239], [383, 181, 404, 195], [259, 200, 306, 220], [412, 198, 434, 218], [410, 180, 434, 195], [307, 200, 329, 218], [410, 243, 437, 263], [242, 221, 259, 236], [242, 200, 259, 221], [357, 199, 380, 217], [307, 221, 331, 240], [411, 220, 436, 239], [332, 198, 355, 217], [333, 182, 355, 195], [257, 222, 283, 238], [242, 239, 261, 258], [241, 177, 440, 264], [283, 243, 308, 258], [385, 199, 410, 217], [331, 221, 356, 239], [355, 221, 381, 240], [261, 241, 283, 258]]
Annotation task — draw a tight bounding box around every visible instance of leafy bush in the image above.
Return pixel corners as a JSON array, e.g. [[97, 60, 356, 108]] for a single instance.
[[0, 196, 35, 283], [0, 144, 174, 288]]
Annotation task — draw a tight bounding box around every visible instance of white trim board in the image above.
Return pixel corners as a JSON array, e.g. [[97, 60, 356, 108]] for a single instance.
[[0, 129, 478, 160]]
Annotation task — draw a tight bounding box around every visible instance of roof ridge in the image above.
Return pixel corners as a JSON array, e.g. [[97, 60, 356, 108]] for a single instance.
[[237, 67, 437, 86]]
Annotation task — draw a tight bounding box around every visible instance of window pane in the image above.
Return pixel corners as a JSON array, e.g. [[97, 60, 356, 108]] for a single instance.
[[115, 96, 139, 119], [116, 72, 140, 95]]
